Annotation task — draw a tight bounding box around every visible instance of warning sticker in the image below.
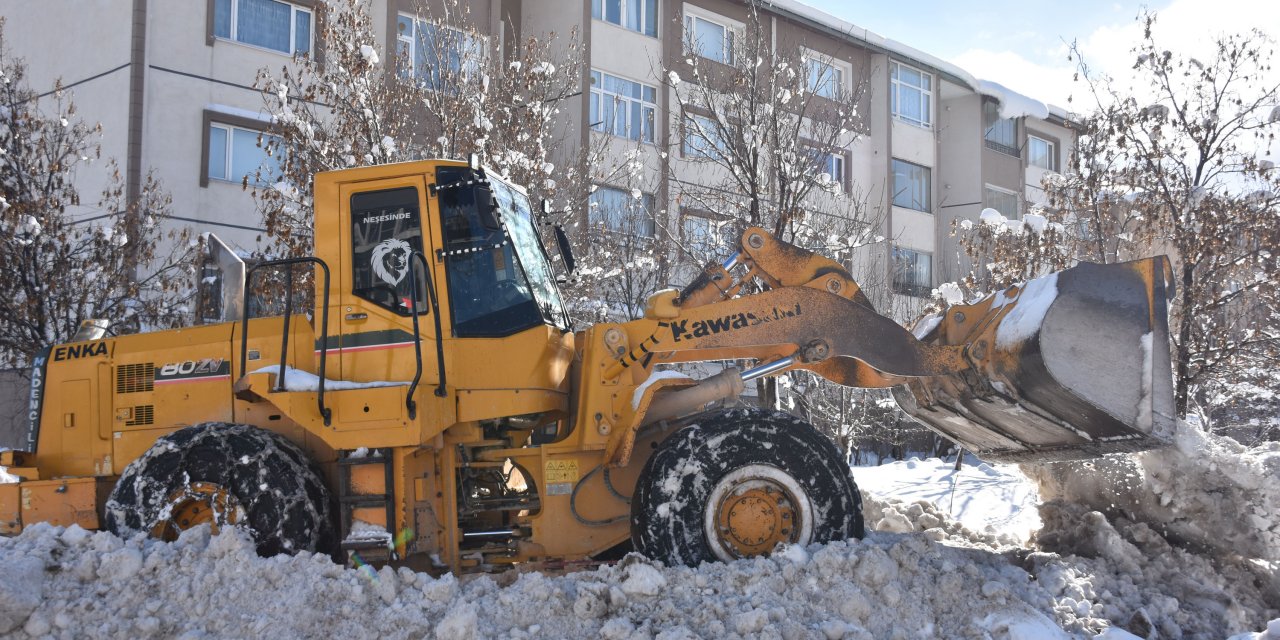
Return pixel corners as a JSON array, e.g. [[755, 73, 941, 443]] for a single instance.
[[545, 459, 579, 484]]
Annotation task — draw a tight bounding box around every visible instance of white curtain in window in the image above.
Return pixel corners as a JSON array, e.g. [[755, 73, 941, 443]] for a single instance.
[[229, 129, 279, 186], [213, 0, 232, 38], [208, 127, 228, 180], [590, 187, 655, 237], [237, 0, 292, 53], [293, 10, 310, 54]]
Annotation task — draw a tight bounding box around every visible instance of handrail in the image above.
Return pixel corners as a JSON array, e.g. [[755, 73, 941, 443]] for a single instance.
[[404, 250, 447, 420], [239, 257, 333, 426]]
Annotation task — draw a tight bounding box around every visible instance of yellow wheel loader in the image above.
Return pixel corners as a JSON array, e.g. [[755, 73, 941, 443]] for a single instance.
[[0, 159, 1176, 572]]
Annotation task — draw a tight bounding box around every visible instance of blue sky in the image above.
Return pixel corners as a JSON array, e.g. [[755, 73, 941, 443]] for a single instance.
[[796, 0, 1275, 108], [802, 0, 1161, 61]]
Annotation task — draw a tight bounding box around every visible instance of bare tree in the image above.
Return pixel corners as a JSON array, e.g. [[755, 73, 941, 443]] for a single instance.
[[659, 1, 874, 248], [649, 2, 894, 431], [572, 167, 670, 321], [0, 19, 193, 369], [253, 0, 427, 257], [957, 12, 1280, 418], [255, 0, 593, 259]]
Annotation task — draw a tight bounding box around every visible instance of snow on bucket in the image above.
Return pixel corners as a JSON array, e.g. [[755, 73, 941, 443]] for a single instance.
[[894, 256, 1176, 462]]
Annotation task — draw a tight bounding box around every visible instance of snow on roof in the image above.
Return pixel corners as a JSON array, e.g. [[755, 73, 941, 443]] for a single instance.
[[761, 0, 1070, 123], [977, 79, 1049, 120]]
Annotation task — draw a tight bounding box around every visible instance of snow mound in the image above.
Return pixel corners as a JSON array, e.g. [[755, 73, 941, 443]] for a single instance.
[[1031, 500, 1278, 639], [1024, 421, 1280, 562], [855, 458, 1042, 543], [863, 493, 1020, 548], [2, 522, 1085, 640]]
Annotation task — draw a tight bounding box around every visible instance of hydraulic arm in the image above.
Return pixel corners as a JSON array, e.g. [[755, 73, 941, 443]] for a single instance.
[[586, 227, 1174, 465]]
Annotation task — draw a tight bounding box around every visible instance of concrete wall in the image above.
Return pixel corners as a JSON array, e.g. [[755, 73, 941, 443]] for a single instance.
[[936, 83, 981, 283], [520, 0, 587, 172], [145, 0, 295, 252], [2, 1, 134, 223]]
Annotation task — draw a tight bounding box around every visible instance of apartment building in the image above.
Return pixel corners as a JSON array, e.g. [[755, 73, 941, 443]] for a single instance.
[[3, 0, 1073, 314]]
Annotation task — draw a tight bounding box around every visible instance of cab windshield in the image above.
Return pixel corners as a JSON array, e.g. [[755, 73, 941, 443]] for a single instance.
[[436, 167, 569, 337]]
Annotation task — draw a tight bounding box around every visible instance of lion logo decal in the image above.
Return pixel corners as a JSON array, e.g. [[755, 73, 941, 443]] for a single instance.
[[371, 238, 412, 287]]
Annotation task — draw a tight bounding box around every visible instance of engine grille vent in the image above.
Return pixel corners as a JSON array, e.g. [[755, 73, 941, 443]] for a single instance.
[[116, 363, 155, 394], [125, 405, 154, 427]]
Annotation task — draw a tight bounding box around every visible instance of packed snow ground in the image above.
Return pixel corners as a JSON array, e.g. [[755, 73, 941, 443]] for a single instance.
[[853, 456, 1042, 543], [1, 425, 1278, 639]]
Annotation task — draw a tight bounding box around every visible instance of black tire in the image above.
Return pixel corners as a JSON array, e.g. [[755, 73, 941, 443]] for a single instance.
[[104, 422, 336, 557], [631, 408, 863, 566]]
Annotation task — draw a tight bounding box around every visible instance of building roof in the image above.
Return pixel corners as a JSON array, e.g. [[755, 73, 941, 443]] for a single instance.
[[761, 0, 1073, 124]]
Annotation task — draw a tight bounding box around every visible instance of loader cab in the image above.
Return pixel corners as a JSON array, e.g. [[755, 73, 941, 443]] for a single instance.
[[313, 160, 574, 426], [432, 165, 570, 337]]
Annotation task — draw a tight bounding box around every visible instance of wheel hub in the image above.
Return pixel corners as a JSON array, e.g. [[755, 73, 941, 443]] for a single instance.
[[152, 481, 243, 541], [713, 480, 801, 558]]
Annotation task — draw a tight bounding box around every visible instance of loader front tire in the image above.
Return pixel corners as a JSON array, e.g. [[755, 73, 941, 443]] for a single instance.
[[104, 422, 335, 557], [631, 408, 863, 566]]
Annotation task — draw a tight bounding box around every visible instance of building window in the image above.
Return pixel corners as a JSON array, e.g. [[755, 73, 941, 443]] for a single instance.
[[983, 100, 1018, 156], [1028, 135, 1056, 170], [681, 212, 729, 253], [891, 159, 930, 212], [684, 11, 735, 64], [683, 113, 729, 161], [207, 122, 281, 187], [397, 14, 486, 91], [592, 0, 658, 37], [213, 0, 311, 55], [806, 147, 845, 191], [984, 186, 1019, 219], [890, 61, 931, 128], [590, 186, 656, 238], [805, 55, 844, 99], [590, 71, 657, 144], [892, 247, 932, 297]]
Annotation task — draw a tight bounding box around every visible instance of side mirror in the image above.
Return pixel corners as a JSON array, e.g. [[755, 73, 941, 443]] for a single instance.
[[554, 224, 576, 274]]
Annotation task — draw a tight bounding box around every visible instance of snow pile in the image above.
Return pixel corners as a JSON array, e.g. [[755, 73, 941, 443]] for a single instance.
[[2, 454, 1277, 638], [981, 207, 1010, 228], [1230, 619, 1280, 640], [934, 281, 965, 306], [1030, 500, 1279, 639], [2, 522, 1081, 639], [1022, 212, 1049, 234], [861, 493, 1020, 548], [855, 458, 1042, 543], [1024, 421, 1280, 562]]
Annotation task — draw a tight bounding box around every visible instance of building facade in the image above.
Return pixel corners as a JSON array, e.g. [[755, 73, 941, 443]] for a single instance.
[[3, 0, 1074, 316]]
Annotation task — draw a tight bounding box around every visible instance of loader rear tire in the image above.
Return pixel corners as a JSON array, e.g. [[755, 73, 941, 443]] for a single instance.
[[104, 422, 335, 557], [631, 408, 863, 566]]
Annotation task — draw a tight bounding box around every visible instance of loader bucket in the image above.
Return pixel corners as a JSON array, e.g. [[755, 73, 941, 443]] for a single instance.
[[893, 256, 1176, 462]]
